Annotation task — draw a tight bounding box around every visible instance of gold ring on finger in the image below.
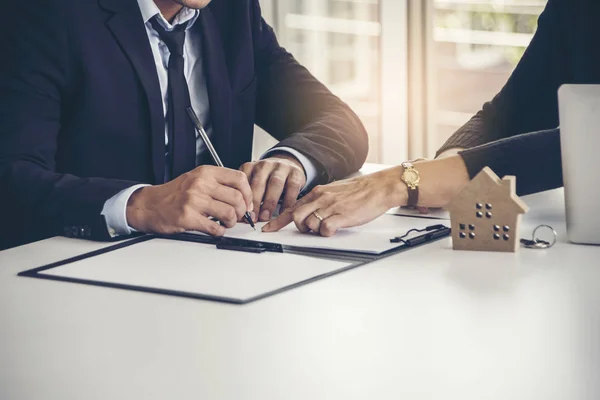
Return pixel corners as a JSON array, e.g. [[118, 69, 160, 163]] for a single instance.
[[313, 210, 324, 222]]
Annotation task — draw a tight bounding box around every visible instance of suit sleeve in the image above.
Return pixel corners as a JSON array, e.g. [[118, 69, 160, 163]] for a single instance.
[[249, 0, 369, 185], [0, 1, 139, 246]]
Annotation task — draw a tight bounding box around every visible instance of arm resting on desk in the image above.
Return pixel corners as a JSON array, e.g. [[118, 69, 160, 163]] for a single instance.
[[250, 0, 369, 186]]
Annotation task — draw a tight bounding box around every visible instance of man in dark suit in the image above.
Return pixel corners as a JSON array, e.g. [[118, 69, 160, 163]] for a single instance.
[[0, 0, 368, 249]]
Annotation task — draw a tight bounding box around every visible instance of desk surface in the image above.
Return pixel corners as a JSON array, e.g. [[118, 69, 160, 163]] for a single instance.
[[1, 166, 599, 400]]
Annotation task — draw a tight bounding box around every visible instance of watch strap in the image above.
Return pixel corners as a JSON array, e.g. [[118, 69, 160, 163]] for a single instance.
[[406, 186, 419, 207]]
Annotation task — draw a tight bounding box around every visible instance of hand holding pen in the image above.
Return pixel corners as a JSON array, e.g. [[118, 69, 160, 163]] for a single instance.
[[187, 107, 256, 230], [125, 164, 254, 237]]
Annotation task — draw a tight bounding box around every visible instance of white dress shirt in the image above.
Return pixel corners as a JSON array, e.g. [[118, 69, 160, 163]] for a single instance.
[[101, 0, 316, 237]]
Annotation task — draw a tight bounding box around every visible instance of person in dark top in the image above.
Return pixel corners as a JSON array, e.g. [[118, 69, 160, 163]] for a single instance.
[[265, 0, 584, 237]]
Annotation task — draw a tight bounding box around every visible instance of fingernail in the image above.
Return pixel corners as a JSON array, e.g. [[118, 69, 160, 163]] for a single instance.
[[262, 223, 271, 232], [260, 210, 270, 221], [251, 211, 257, 222]]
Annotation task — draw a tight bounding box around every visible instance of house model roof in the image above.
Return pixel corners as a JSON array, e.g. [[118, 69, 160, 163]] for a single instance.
[[446, 167, 529, 215]]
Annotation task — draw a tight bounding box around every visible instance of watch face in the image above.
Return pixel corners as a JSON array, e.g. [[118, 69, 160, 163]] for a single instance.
[[404, 170, 419, 184]]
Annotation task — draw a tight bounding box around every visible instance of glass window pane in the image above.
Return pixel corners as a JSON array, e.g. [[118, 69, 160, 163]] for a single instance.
[[431, 0, 547, 149], [274, 0, 382, 162]]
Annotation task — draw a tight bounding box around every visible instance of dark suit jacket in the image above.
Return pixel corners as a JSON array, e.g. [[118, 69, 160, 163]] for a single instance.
[[0, 0, 368, 249], [437, 0, 597, 195]]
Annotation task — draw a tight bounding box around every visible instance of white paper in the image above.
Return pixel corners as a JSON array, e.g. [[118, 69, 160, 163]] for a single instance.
[[40, 239, 351, 301], [217, 214, 446, 255]]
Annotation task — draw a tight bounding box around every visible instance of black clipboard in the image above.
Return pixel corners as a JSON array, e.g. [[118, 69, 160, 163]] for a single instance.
[[18, 224, 450, 305]]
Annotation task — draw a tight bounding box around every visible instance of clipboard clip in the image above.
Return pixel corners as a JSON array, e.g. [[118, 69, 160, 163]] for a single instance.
[[216, 237, 284, 254], [390, 224, 450, 245]]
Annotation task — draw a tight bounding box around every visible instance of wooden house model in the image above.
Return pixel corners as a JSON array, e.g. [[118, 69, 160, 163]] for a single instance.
[[446, 167, 529, 252]]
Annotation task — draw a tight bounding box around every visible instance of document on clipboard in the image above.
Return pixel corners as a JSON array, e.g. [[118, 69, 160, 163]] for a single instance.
[[26, 238, 354, 304], [18, 215, 450, 304], [191, 214, 450, 259]]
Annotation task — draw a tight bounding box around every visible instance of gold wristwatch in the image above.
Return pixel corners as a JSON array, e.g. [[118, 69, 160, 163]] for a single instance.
[[401, 162, 421, 207]]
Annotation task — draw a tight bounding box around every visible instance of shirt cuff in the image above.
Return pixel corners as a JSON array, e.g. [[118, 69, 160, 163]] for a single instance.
[[262, 147, 318, 190], [101, 184, 150, 238]]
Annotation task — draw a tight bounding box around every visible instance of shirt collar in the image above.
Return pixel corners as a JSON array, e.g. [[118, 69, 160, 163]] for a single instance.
[[137, 0, 200, 31]]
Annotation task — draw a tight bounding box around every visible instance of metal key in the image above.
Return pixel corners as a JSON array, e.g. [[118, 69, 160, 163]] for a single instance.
[[520, 238, 551, 249]]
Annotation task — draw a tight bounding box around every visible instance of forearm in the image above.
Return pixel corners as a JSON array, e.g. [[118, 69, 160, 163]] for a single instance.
[[436, 147, 464, 159], [397, 128, 561, 207], [270, 109, 369, 183], [256, 52, 368, 182], [252, 5, 368, 183], [415, 156, 471, 208], [373, 156, 471, 210]]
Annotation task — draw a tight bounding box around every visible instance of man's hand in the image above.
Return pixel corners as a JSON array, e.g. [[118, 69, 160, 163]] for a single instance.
[[263, 167, 406, 237], [126, 166, 253, 236], [240, 154, 307, 222]]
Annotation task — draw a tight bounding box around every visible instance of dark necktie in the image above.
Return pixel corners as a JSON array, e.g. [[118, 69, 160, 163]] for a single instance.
[[150, 17, 197, 179]]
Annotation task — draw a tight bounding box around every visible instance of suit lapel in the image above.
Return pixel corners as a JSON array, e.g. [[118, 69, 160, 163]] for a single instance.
[[99, 0, 165, 183], [198, 8, 234, 167]]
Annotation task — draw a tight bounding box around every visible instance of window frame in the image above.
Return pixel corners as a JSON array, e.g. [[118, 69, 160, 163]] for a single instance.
[[261, 0, 411, 165]]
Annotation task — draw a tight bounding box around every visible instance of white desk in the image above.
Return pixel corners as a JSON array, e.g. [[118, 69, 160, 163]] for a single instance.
[[1, 170, 600, 400]]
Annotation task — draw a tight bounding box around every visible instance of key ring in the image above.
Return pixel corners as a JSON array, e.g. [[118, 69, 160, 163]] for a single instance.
[[521, 225, 557, 249], [532, 225, 557, 248]]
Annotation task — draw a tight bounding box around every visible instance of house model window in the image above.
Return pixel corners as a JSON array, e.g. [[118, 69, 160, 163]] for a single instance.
[[446, 167, 529, 253]]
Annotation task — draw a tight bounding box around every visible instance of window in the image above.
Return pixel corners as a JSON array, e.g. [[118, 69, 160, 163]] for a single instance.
[[261, 0, 547, 164], [269, 0, 388, 163], [430, 0, 548, 150]]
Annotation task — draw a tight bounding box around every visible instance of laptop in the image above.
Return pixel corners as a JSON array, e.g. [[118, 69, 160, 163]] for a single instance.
[[558, 84, 600, 245]]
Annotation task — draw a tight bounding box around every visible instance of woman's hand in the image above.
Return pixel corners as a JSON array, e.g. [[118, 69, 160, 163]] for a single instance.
[[262, 167, 407, 237]]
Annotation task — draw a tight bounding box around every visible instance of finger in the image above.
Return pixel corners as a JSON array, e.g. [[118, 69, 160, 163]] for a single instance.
[[304, 206, 335, 233], [319, 214, 347, 237], [248, 163, 274, 220], [214, 169, 254, 212], [262, 191, 317, 232], [203, 200, 239, 229], [178, 212, 226, 237], [262, 209, 294, 232], [240, 162, 254, 178], [418, 207, 430, 214], [210, 185, 248, 221], [281, 168, 306, 211], [192, 217, 227, 237], [304, 212, 323, 233], [289, 201, 329, 234], [260, 166, 289, 221], [317, 202, 382, 236]]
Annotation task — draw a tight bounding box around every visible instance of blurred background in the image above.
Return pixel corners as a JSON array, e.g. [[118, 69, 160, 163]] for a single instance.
[[256, 0, 547, 164]]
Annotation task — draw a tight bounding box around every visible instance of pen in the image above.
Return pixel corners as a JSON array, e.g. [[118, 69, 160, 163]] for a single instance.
[[186, 107, 256, 231]]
